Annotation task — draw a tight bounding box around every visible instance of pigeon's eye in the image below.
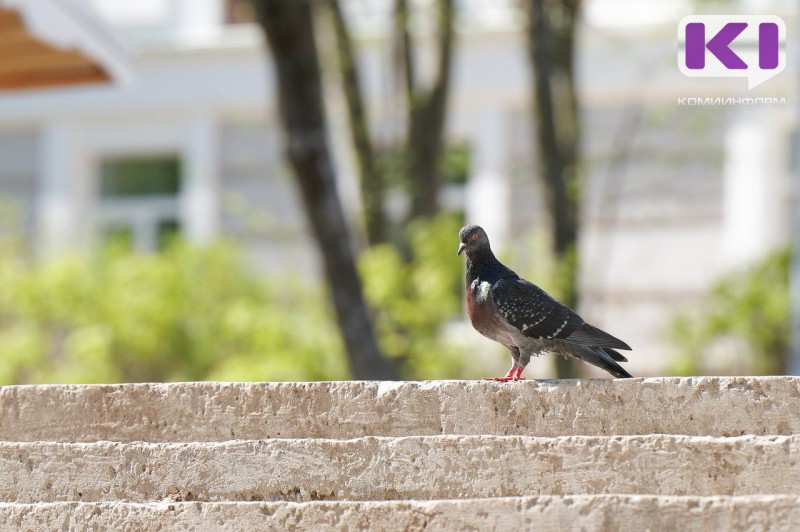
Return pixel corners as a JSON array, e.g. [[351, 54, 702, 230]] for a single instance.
[[472, 233, 478, 241]]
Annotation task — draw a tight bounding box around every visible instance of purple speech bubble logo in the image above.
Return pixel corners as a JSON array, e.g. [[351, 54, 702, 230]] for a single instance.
[[678, 16, 786, 89]]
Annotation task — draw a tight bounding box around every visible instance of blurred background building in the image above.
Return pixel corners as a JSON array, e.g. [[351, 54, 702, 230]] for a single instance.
[[0, 0, 796, 378]]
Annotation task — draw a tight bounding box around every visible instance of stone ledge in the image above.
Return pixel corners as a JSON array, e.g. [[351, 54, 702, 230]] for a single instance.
[[1, 496, 799, 531], [1, 377, 798, 442], [1, 435, 798, 502]]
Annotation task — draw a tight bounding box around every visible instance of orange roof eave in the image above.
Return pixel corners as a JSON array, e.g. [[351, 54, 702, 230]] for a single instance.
[[0, 1, 132, 92]]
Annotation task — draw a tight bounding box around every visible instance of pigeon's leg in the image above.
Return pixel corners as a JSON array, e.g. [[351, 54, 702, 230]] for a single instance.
[[484, 366, 518, 382], [484, 347, 526, 382], [513, 351, 531, 381]]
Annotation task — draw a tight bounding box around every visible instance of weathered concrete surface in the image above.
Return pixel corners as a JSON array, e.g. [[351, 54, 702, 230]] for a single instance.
[[0, 435, 798, 502], [2, 496, 799, 531], [1, 377, 798, 442]]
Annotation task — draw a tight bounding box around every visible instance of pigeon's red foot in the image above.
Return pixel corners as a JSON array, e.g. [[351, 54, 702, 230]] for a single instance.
[[483, 367, 525, 381]]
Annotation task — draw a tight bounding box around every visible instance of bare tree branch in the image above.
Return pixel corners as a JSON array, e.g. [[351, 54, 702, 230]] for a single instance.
[[404, 0, 455, 221], [394, 0, 417, 98], [328, 0, 387, 245]]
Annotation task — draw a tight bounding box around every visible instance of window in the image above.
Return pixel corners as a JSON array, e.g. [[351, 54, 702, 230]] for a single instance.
[[100, 158, 180, 197], [96, 156, 182, 251]]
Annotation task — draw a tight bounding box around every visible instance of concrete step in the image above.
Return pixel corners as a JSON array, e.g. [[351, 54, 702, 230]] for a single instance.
[[1, 377, 798, 442], [2, 496, 799, 531], [1, 435, 798, 503]]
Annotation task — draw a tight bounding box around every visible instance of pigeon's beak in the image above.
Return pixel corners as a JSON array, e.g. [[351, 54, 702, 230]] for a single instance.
[[457, 242, 466, 256]]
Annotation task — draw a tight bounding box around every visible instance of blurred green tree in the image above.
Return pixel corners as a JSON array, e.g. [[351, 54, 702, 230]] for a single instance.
[[669, 249, 789, 376], [359, 214, 467, 379], [253, 0, 394, 379], [0, 240, 348, 384], [0, 217, 474, 384]]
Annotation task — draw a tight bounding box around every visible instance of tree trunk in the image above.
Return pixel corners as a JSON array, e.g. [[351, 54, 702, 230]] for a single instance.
[[527, 0, 581, 377], [253, 0, 395, 380], [396, 0, 455, 222], [328, 0, 387, 246]]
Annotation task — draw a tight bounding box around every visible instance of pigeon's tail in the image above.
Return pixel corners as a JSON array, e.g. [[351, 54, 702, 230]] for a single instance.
[[561, 344, 633, 379], [602, 347, 628, 362], [567, 323, 631, 351]]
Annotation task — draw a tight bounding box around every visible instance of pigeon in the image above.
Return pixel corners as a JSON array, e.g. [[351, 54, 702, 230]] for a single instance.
[[457, 225, 632, 380]]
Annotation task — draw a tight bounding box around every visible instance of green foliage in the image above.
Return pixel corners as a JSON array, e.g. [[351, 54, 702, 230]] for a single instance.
[[0, 215, 476, 384], [440, 144, 471, 185], [668, 249, 790, 375], [376, 143, 471, 190], [359, 213, 469, 379], [0, 240, 348, 384]]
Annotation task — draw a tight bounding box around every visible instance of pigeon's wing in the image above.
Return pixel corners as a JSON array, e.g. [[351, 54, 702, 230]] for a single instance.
[[492, 277, 631, 350], [491, 277, 584, 341]]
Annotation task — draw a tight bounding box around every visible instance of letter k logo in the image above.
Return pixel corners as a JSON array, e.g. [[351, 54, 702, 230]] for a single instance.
[[686, 22, 748, 69]]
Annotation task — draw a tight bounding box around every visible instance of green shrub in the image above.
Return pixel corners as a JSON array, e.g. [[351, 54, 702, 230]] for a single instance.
[[668, 249, 789, 375], [0, 240, 348, 384], [0, 215, 475, 384], [359, 213, 469, 379], [21, 222, 774, 383]]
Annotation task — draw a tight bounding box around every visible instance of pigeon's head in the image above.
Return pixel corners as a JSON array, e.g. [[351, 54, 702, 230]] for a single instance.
[[457, 225, 490, 257]]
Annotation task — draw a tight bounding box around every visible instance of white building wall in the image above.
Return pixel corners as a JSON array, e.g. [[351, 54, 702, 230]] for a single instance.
[[723, 108, 794, 268], [0, 130, 38, 239]]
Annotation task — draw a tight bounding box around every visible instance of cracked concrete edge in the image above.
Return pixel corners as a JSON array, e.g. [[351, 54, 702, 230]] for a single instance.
[[1, 496, 799, 531], [1, 377, 799, 441], [1, 435, 799, 502]]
